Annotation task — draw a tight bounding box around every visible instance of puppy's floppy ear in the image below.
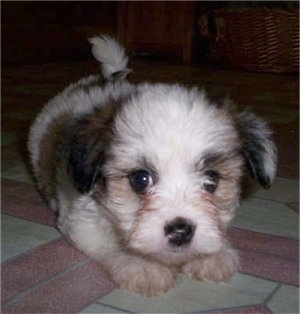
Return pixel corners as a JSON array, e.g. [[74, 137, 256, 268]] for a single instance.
[[236, 111, 277, 189], [67, 108, 114, 193]]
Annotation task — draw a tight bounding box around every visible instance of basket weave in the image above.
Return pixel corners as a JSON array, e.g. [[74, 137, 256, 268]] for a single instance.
[[208, 8, 299, 73]]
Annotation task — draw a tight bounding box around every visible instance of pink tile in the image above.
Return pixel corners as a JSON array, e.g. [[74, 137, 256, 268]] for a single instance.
[[2, 178, 41, 202], [2, 260, 115, 314], [208, 305, 270, 314], [2, 238, 87, 302], [2, 179, 114, 313], [228, 228, 299, 285], [239, 250, 299, 286], [2, 178, 56, 226], [228, 227, 299, 260]]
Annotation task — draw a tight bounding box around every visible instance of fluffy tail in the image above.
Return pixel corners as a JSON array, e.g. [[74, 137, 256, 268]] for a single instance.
[[88, 35, 132, 81]]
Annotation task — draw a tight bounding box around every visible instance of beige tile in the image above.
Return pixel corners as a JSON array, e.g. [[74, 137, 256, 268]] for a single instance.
[[98, 273, 277, 313], [232, 197, 299, 239], [79, 303, 131, 313], [1, 214, 60, 262], [1, 160, 34, 185], [253, 177, 299, 203], [268, 284, 299, 314]]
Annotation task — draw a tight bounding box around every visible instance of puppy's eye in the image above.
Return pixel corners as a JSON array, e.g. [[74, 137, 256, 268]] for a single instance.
[[203, 170, 220, 193], [129, 170, 154, 193]]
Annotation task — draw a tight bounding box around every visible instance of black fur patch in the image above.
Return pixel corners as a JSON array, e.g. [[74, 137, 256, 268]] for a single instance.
[[235, 111, 273, 189], [67, 108, 115, 193], [200, 150, 240, 169], [243, 146, 271, 189]]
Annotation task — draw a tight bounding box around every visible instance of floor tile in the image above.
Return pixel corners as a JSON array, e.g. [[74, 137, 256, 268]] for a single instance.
[[229, 228, 299, 260], [98, 273, 277, 313], [2, 238, 86, 302], [2, 260, 115, 314], [2, 179, 56, 227], [228, 228, 299, 285], [1, 158, 34, 185], [79, 303, 133, 313], [232, 197, 299, 239], [253, 177, 299, 203], [239, 250, 299, 286], [1, 214, 60, 262], [207, 305, 270, 314], [287, 201, 299, 213], [267, 284, 299, 314]]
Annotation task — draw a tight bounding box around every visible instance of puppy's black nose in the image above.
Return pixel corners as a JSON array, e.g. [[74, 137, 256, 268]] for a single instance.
[[164, 217, 195, 247]]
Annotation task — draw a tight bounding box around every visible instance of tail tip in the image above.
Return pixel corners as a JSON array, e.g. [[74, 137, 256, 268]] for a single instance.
[[88, 35, 132, 81]]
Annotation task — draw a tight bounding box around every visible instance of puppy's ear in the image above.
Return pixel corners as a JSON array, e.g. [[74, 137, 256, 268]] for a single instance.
[[67, 108, 114, 193], [236, 111, 277, 189]]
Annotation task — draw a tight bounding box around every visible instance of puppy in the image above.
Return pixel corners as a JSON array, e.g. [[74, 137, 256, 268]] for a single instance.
[[28, 35, 277, 296]]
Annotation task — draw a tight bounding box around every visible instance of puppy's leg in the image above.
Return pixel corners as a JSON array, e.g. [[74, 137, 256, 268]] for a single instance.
[[72, 227, 176, 296], [105, 253, 177, 296], [58, 196, 176, 296], [182, 244, 239, 282]]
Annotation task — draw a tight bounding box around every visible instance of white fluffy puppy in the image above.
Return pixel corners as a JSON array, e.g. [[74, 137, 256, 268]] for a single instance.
[[28, 36, 277, 296]]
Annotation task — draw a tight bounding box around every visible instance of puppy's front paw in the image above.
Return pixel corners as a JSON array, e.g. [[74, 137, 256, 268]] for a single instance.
[[112, 258, 176, 296], [182, 248, 239, 282]]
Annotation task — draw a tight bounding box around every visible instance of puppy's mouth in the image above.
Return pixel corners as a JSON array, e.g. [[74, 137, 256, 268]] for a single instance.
[[167, 243, 192, 253], [148, 245, 199, 266]]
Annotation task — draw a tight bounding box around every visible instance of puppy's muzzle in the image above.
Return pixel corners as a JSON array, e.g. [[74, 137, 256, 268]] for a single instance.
[[164, 217, 196, 247]]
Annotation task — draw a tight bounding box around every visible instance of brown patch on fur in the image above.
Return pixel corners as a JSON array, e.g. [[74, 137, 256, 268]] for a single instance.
[[36, 102, 117, 208], [36, 113, 71, 209], [93, 175, 138, 231], [240, 173, 260, 199], [137, 192, 157, 215], [202, 151, 243, 211], [197, 153, 243, 231], [103, 176, 134, 202]]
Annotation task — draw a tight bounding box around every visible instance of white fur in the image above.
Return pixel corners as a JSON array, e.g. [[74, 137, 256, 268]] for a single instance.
[[28, 35, 277, 296], [88, 35, 131, 80]]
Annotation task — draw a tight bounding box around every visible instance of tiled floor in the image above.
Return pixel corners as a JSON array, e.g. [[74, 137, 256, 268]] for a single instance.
[[1, 58, 299, 313]]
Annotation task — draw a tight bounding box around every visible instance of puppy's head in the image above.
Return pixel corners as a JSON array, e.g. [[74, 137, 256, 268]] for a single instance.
[[68, 84, 277, 265]]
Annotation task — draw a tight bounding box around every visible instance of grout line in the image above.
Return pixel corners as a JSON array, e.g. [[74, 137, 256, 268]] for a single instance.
[[96, 301, 136, 313], [236, 271, 296, 287], [1, 236, 63, 265], [1, 207, 56, 229], [263, 283, 282, 307], [264, 304, 274, 314], [188, 304, 270, 314], [251, 195, 299, 204], [2, 258, 88, 307]]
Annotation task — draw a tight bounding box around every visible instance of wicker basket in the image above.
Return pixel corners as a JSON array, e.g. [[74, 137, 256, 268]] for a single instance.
[[203, 8, 299, 73]]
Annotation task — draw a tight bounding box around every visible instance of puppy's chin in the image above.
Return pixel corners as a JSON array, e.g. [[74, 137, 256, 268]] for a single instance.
[[148, 251, 199, 266], [128, 242, 223, 266]]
